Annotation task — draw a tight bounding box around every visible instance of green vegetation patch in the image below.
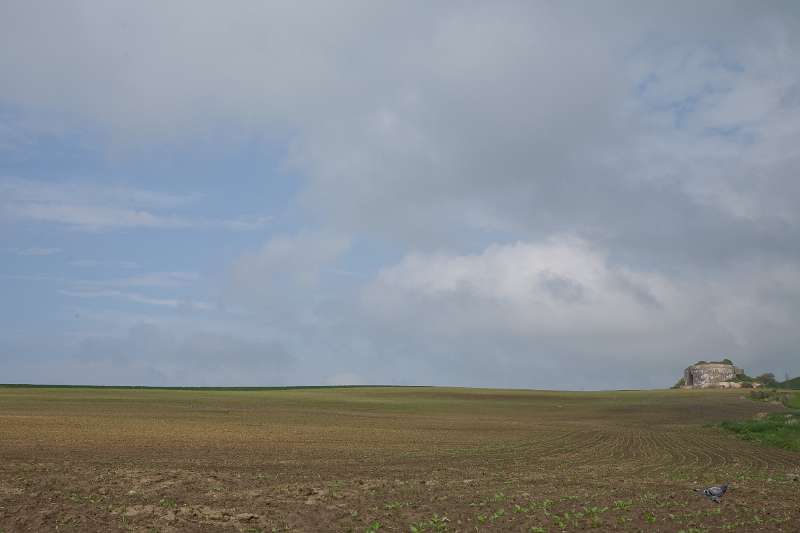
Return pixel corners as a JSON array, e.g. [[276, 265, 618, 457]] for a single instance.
[[694, 358, 734, 365], [720, 412, 800, 451], [748, 389, 799, 408], [785, 393, 800, 409], [779, 376, 800, 390]]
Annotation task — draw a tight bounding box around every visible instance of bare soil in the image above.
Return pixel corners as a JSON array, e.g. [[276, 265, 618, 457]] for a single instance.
[[0, 386, 798, 532]]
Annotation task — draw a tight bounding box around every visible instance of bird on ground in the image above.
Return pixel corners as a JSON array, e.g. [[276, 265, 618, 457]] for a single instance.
[[694, 483, 729, 503]]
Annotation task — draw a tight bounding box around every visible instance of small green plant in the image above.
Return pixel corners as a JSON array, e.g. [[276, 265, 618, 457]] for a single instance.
[[365, 521, 382, 532], [409, 515, 448, 532], [490, 508, 505, 521], [384, 501, 405, 510], [530, 528, 546, 533], [158, 497, 177, 508], [613, 499, 632, 511], [644, 511, 656, 523], [56, 516, 80, 530], [428, 515, 449, 531], [587, 514, 603, 528], [551, 514, 567, 531]]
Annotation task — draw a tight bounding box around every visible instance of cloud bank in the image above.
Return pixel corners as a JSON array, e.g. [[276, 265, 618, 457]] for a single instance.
[[1, 2, 799, 387]]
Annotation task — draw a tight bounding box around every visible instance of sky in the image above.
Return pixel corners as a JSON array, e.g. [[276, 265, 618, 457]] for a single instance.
[[1, 1, 799, 389]]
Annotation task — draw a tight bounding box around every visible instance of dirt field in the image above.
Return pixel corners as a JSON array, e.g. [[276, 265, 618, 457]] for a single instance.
[[0, 386, 798, 532]]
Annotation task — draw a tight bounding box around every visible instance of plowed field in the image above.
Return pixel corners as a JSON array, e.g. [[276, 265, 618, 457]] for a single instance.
[[0, 386, 798, 532]]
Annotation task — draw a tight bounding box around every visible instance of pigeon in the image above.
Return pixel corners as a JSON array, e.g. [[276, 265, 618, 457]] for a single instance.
[[694, 483, 729, 503]]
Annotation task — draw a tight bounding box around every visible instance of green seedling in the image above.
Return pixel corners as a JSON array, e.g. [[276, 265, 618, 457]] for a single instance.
[[158, 497, 177, 508], [613, 499, 632, 511]]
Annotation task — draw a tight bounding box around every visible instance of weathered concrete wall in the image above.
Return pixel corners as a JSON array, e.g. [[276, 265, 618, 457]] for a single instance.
[[683, 363, 742, 389]]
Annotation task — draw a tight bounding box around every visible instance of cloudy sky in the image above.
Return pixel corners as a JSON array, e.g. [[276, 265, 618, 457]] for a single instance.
[[2, 1, 799, 389]]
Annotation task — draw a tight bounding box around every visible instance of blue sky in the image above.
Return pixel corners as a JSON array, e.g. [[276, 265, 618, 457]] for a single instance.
[[2, 2, 799, 388]]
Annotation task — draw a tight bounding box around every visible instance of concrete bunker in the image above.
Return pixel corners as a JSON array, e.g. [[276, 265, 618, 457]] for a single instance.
[[682, 360, 744, 389]]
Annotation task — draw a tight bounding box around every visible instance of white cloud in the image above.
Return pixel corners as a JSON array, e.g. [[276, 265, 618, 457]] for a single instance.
[[226, 231, 352, 333], [0, 177, 271, 232], [231, 231, 351, 294], [350, 239, 800, 387], [7, 247, 61, 256], [59, 288, 213, 311], [626, 38, 800, 226], [363, 239, 682, 341], [218, 215, 274, 231], [6, 203, 194, 231], [71, 271, 200, 289], [0, 177, 195, 208], [70, 259, 140, 269], [57, 271, 212, 311]]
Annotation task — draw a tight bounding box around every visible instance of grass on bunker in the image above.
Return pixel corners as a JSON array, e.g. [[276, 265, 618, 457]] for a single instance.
[[1, 386, 799, 532]]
